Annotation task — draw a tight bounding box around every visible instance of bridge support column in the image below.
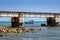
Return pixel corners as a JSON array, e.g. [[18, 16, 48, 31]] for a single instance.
[[47, 17, 58, 26], [11, 17, 19, 27], [19, 13, 24, 27]]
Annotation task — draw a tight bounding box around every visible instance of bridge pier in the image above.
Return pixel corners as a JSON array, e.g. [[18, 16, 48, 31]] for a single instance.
[[11, 13, 24, 27], [11, 17, 19, 27], [47, 17, 58, 26], [19, 13, 24, 27]]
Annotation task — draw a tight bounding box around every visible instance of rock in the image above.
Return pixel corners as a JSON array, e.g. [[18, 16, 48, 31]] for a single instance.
[[0, 30, 3, 33], [0, 26, 41, 34], [0, 35, 3, 37], [8, 28, 17, 33], [29, 28, 35, 33], [36, 28, 41, 30], [41, 24, 46, 26], [17, 29, 23, 33]]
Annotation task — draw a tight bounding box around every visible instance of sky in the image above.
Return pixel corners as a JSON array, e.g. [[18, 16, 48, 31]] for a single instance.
[[0, 0, 60, 12], [0, 0, 60, 21]]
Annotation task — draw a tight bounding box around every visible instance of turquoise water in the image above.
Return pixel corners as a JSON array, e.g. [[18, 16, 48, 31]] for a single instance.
[[0, 21, 46, 27], [0, 21, 11, 26], [34, 21, 47, 25], [24, 21, 47, 28]]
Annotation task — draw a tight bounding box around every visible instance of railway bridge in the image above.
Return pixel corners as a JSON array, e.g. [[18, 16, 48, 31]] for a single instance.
[[0, 11, 60, 27]]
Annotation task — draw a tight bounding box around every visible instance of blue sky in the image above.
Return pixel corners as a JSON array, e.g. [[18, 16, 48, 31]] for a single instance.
[[0, 0, 60, 12], [0, 0, 60, 21]]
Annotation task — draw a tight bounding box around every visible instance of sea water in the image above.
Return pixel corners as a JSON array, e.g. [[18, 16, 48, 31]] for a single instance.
[[0, 21, 60, 40], [24, 21, 47, 28], [0, 21, 11, 26], [0, 27, 60, 40], [0, 21, 47, 27]]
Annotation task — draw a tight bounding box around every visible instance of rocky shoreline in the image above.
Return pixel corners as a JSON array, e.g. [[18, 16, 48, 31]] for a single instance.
[[0, 26, 41, 34]]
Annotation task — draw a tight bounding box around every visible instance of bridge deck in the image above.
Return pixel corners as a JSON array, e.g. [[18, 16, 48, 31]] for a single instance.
[[0, 11, 60, 18]]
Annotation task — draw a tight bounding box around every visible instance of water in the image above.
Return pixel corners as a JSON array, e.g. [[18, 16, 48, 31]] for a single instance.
[[24, 21, 47, 28], [0, 21, 11, 26], [0, 21, 60, 40], [0, 27, 60, 40], [0, 21, 46, 27]]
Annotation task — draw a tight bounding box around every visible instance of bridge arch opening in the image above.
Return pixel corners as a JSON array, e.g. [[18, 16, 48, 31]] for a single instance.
[[24, 17, 47, 28]]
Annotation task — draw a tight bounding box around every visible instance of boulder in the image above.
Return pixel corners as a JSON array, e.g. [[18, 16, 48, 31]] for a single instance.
[[41, 24, 46, 26]]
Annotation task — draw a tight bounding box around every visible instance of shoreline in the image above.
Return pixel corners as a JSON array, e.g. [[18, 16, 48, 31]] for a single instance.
[[0, 26, 41, 35]]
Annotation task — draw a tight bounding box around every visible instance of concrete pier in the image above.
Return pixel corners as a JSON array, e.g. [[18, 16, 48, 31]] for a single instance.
[[47, 17, 58, 26], [11, 17, 19, 27]]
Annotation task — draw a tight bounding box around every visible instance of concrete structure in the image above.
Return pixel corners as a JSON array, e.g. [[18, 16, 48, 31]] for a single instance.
[[0, 11, 60, 27]]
